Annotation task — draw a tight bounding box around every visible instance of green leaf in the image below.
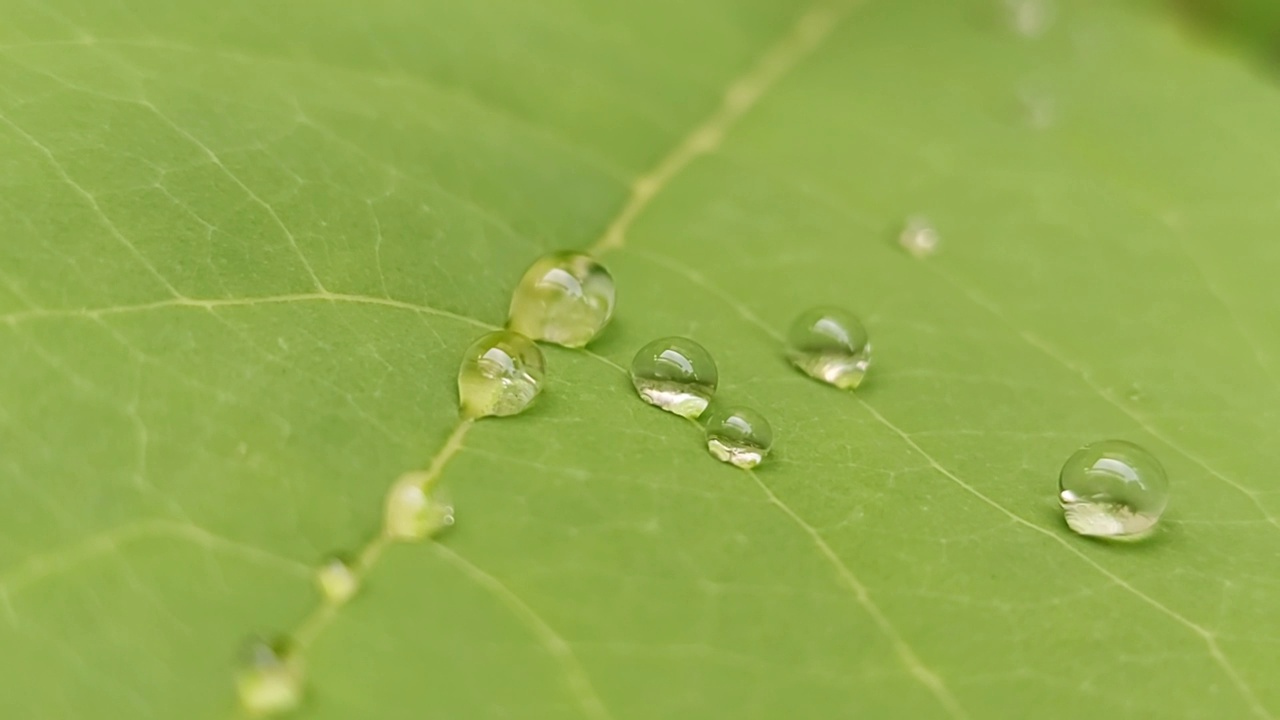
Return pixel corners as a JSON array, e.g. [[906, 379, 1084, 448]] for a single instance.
[[2, 0, 1279, 718]]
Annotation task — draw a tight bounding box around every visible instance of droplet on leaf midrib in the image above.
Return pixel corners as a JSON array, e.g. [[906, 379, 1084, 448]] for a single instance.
[[457, 330, 545, 419], [508, 251, 616, 348]]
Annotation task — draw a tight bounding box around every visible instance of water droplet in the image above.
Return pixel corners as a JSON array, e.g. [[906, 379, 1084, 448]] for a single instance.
[[458, 330, 545, 418], [384, 472, 455, 541], [316, 556, 358, 604], [508, 251, 615, 347], [236, 638, 301, 717], [1058, 440, 1169, 539], [705, 407, 773, 469], [898, 216, 940, 258], [630, 336, 718, 418], [786, 307, 871, 389], [1005, 0, 1053, 38]]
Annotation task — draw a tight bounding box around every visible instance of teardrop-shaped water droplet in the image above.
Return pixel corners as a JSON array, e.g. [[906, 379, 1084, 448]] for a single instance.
[[705, 407, 773, 469], [316, 556, 358, 605], [458, 330, 545, 419], [508, 251, 615, 347], [630, 336, 718, 418], [1058, 440, 1169, 539], [786, 307, 871, 390], [236, 638, 301, 717], [384, 472, 455, 541]]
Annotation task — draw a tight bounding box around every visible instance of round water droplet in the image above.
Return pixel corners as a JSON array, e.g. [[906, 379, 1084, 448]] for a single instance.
[[316, 556, 358, 604], [705, 407, 773, 469], [508, 251, 615, 347], [898, 216, 940, 258], [630, 337, 718, 418], [1058, 440, 1169, 539], [236, 638, 301, 717], [786, 307, 871, 390], [458, 330, 545, 419], [384, 472, 455, 541]]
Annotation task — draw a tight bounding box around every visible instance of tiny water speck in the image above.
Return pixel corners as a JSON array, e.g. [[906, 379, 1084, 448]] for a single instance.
[[786, 307, 871, 389], [1006, 0, 1053, 37], [508, 251, 615, 347], [631, 336, 718, 418], [458, 330, 545, 418], [236, 638, 301, 717], [316, 556, 358, 604], [898, 216, 939, 258], [705, 407, 773, 469], [1059, 440, 1169, 539], [384, 472, 455, 541]]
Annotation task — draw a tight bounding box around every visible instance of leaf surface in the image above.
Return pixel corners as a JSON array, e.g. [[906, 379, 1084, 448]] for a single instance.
[[2, 1, 1279, 718]]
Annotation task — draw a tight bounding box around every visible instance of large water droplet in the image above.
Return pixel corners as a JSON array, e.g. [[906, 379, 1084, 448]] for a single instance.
[[1059, 440, 1168, 539], [236, 638, 301, 717], [786, 307, 871, 389], [316, 556, 358, 605], [630, 336, 718, 418], [458, 330, 545, 419], [705, 407, 773, 469], [384, 472, 455, 541], [508, 251, 615, 347]]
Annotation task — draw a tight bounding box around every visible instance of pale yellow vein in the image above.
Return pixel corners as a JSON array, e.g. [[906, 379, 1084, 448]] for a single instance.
[[289, 419, 473, 651], [588, 0, 859, 255], [854, 398, 1274, 720], [0, 291, 497, 331], [745, 469, 970, 719], [0, 519, 310, 625], [432, 544, 612, 720]]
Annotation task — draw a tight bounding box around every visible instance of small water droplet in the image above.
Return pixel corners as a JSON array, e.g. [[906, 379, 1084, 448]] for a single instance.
[[630, 336, 718, 418], [898, 216, 940, 258], [316, 556, 358, 604], [236, 638, 301, 717], [786, 307, 871, 389], [705, 407, 773, 469], [384, 472, 455, 541], [1058, 440, 1169, 539], [508, 251, 615, 347], [458, 330, 545, 419], [1005, 0, 1053, 38]]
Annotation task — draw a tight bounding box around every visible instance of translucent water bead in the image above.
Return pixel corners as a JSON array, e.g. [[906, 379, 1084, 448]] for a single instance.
[[1059, 440, 1169, 539], [458, 330, 545, 419], [705, 407, 773, 469], [384, 471, 456, 541], [786, 306, 871, 390], [236, 638, 301, 717], [508, 251, 615, 347], [630, 337, 718, 418]]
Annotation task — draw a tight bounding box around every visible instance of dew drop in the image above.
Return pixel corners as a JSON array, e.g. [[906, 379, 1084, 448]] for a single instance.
[[898, 216, 940, 258], [630, 336, 718, 418], [786, 307, 871, 390], [508, 251, 615, 347], [458, 330, 545, 419], [236, 638, 301, 717], [1005, 0, 1053, 38], [384, 472, 455, 541], [705, 407, 773, 469], [316, 556, 358, 605], [1058, 440, 1169, 539]]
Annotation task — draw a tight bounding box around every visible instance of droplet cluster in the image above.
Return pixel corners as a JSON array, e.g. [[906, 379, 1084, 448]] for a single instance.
[[236, 218, 1177, 715]]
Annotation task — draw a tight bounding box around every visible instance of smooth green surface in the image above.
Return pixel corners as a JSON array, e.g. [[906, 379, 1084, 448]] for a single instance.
[[2, 1, 1279, 718]]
